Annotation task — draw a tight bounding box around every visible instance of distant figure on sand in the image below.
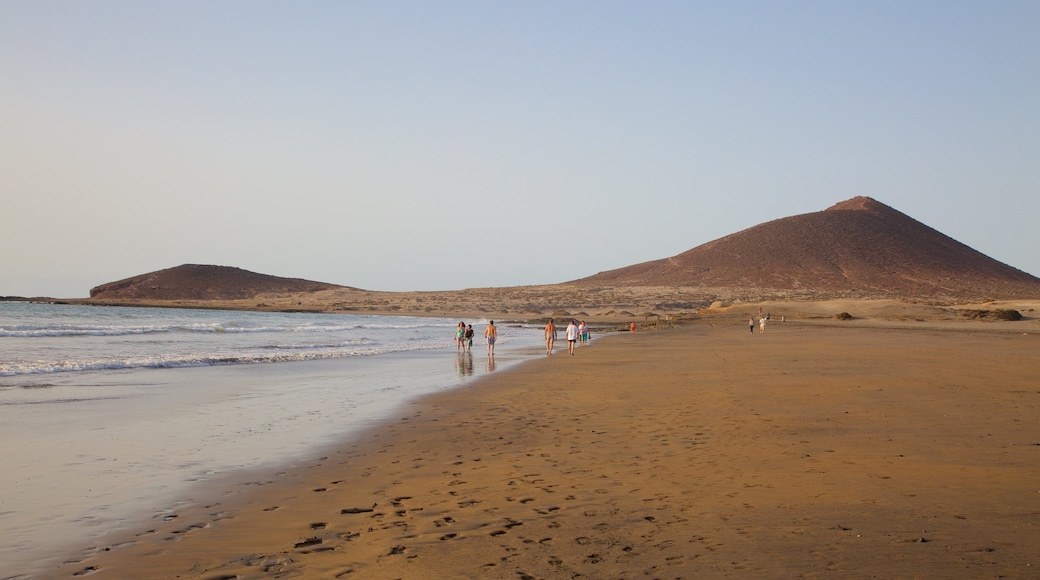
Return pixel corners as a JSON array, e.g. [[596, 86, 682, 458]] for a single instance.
[[749, 317, 755, 333], [484, 320, 497, 356], [580, 321, 589, 346], [760, 316, 767, 333], [465, 324, 474, 352], [544, 318, 557, 355], [456, 322, 466, 351], [630, 322, 636, 332], [566, 319, 579, 355]]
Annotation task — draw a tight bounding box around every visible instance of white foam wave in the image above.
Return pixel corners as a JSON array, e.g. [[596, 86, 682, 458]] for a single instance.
[[0, 323, 351, 337], [0, 326, 166, 338], [0, 341, 453, 377]]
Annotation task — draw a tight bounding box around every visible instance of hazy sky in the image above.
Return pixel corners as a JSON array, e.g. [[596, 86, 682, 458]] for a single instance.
[[3, 1, 1038, 297]]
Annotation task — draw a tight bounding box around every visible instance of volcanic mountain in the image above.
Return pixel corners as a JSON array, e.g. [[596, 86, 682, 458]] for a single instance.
[[575, 197, 1040, 301], [89, 264, 345, 301]]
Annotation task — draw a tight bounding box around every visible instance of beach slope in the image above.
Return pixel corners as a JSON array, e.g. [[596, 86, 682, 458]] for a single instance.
[[56, 321, 1040, 578]]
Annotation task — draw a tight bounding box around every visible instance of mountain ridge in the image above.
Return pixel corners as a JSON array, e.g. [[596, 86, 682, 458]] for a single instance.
[[573, 196, 1040, 301], [86, 197, 1040, 304]]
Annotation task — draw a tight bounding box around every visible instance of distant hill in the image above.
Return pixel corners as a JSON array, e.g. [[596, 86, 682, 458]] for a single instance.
[[574, 197, 1040, 301], [89, 264, 346, 301], [86, 198, 1040, 306]]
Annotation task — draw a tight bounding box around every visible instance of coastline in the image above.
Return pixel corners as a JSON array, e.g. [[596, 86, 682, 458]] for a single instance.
[[50, 319, 1040, 578], [0, 305, 549, 579]]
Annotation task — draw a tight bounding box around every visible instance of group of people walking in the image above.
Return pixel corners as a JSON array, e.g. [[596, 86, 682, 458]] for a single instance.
[[456, 320, 497, 355], [749, 313, 771, 333], [544, 318, 588, 355], [455, 318, 593, 359]]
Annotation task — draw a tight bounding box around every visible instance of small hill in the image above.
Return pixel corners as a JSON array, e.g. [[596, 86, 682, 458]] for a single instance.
[[575, 197, 1040, 301], [89, 264, 346, 301]]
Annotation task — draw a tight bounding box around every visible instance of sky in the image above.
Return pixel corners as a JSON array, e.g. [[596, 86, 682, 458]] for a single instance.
[[2, 1, 1038, 297]]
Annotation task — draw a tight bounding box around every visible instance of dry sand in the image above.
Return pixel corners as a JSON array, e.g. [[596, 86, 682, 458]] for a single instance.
[[53, 317, 1040, 579]]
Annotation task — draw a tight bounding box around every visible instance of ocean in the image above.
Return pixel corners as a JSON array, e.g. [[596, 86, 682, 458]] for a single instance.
[[0, 302, 544, 578]]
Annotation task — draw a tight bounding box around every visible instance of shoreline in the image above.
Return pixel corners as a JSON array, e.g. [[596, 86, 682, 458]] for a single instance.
[[49, 319, 1040, 578], [0, 307, 549, 579], [12, 295, 1040, 340]]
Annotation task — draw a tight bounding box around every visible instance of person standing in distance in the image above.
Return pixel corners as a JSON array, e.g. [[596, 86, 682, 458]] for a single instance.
[[566, 319, 579, 355], [484, 320, 497, 356], [465, 324, 475, 352], [544, 318, 557, 355], [456, 322, 466, 351]]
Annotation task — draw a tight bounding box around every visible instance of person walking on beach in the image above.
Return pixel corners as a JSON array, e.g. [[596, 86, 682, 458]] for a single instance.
[[760, 316, 767, 333], [456, 322, 466, 351], [484, 320, 497, 356], [566, 319, 579, 355], [749, 317, 755, 334], [579, 321, 589, 346], [544, 318, 557, 355], [464, 324, 475, 352]]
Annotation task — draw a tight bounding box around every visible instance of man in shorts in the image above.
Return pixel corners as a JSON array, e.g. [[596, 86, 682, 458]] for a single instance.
[[484, 320, 497, 356], [566, 319, 579, 355]]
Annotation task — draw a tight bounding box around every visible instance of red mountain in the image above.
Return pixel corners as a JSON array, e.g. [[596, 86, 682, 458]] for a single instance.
[[89, 264, 345, 301], [574, 197, 1040, 301]]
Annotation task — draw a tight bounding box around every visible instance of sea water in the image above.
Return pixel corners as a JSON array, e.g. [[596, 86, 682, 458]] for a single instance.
[[0, 302, 543, 577]]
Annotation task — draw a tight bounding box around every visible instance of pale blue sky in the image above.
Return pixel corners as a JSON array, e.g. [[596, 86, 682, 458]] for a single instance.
[[2, 1, 1037, 297]]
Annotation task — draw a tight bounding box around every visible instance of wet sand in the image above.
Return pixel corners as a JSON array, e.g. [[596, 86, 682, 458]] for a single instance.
[[53, 319, 1040, 578]]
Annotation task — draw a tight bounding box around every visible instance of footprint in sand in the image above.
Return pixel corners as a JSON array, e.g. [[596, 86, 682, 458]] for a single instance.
[[171, 522, 209, 534], [294, 537, 323, 549]]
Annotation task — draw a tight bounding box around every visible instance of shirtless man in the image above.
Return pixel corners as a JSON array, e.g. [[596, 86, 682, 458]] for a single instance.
[[484, 320, 497, 356], [544, 318, 557, 355]]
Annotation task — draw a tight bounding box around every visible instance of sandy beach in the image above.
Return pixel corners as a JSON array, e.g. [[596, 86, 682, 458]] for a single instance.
[[51, 315, 1040, 579]]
